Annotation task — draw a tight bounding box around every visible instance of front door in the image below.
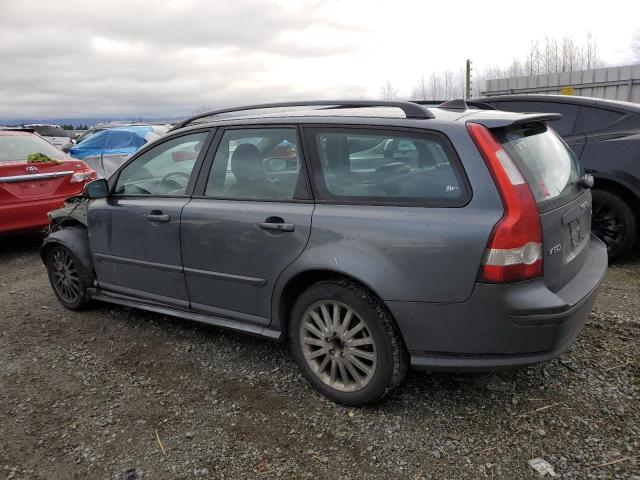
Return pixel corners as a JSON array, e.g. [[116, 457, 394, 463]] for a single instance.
[[180, 127, 313, 325], [88, 130, 212, 307]]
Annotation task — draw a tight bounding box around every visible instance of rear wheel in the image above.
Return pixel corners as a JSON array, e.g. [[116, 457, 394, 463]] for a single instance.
[[46, 244, 93, 310], [289, 279, 408, 405], [591, 189, 637, 260]]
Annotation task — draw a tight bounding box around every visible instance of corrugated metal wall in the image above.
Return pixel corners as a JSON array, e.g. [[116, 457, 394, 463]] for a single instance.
[[482, 64, 640, 103]]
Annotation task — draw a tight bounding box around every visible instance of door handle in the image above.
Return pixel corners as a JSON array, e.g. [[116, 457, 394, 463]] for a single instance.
[[259, 221, 295, 232], [146, 211, 170, 222]]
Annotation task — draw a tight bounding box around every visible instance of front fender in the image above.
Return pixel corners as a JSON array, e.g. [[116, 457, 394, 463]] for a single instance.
[[40, 226, 93, 271]]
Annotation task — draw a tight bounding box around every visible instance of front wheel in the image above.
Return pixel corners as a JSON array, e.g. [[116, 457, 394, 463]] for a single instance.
[[591, 189, 637, 260], [289, 279, 408, 406], [46, 244, 93, 310]]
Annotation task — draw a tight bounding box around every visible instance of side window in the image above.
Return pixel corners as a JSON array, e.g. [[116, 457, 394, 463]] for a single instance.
[[574, 106, 625, 134], [205, 128, 303, 201], [309, 129, 468, 205], [114, 132, 208, 196], [499, 101, 579, 136]]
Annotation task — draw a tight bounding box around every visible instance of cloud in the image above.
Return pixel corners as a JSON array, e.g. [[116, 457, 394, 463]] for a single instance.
[[0, 0, 370, 119], [0, 0, 638, 121]]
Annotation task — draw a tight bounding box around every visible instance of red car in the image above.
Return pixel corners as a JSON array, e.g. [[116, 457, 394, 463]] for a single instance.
[[0, 130, 96, 234]]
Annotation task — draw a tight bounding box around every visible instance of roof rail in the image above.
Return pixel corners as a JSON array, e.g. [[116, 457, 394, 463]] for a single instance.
[[173, 100, 435, 130], [436, 99, 496, 111], [410, 100, 448, 105]]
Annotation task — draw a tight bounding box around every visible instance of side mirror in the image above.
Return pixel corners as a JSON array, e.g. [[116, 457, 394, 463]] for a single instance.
[[84, 178, 109, 199]]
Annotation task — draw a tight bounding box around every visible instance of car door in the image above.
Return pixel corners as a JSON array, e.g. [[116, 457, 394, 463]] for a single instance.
[[180, 126, 314, 325], [88, 130, 213, 307], [497, 101, 586, 158]]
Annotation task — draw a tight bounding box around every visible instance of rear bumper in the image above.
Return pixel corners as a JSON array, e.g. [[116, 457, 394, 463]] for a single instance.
[[386, 234, 608, 371], [0, 196, 71, 234]]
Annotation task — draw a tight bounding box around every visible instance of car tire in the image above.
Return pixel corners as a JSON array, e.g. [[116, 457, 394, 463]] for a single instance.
[[289, 279, 408, 406], [591, 189, 637, 260], [46, 244, 93, 310]]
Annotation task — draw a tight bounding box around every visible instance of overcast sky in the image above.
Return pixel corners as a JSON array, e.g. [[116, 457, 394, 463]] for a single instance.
[[1, 0, 639, 120]]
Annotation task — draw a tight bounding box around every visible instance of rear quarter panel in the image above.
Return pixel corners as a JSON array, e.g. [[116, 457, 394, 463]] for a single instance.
[[272, 124, 503, 322]]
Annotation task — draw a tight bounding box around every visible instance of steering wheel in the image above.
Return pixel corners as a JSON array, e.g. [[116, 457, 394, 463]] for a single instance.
[[159, 171, 191, 194]]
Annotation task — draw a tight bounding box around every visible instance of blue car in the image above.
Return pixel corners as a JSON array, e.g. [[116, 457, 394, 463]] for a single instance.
[[69, 125, 167, 177]]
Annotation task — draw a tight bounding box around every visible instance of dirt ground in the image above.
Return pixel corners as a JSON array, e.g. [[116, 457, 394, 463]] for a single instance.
[[0, 233, 638, 480]]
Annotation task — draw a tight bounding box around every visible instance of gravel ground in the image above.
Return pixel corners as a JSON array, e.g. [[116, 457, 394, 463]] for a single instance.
[[0, 233, 638, 479]]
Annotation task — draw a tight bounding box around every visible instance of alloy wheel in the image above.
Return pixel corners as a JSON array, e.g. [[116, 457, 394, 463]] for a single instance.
[[50, 248, 81, 303], [592, 199, 626, 253], [299, 300, 377, 393]]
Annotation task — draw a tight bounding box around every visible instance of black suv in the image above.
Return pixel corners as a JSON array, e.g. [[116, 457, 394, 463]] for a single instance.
[[478, 94, 640, 259]]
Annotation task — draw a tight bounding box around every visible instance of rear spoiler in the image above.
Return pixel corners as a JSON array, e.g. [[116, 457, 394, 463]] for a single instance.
[[463, 111, 562, 129]]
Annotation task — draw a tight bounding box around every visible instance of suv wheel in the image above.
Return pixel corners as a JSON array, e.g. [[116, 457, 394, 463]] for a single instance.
[[592, 189, 637, 260], [46, 244, 93, 310], [289, 279, 408, 405]]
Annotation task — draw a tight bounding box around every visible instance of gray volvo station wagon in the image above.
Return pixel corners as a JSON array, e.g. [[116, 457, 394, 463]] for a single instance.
[[43, 100, 608, 405]]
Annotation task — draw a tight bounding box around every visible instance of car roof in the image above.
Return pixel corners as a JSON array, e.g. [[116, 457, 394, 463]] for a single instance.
[[477, 94, 640, 112], [170, 104, 560, 136]]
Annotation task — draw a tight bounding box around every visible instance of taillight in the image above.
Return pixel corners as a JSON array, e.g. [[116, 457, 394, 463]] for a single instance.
[[70, 166, 97, 183], [467, 123, 542, 283]]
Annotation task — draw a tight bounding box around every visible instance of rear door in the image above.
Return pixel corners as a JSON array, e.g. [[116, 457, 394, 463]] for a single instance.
[[180, 126, 313, 325], [88, 130, 212, 307], [494, 122, 591, 292], [302, 126, 484, 303]]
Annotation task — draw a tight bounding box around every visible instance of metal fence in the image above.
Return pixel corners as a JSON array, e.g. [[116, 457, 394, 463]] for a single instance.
[[481, 64, 640, 103]]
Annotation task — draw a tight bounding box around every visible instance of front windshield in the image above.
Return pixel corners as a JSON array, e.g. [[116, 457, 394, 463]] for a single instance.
[[0, 135, 66, 163]]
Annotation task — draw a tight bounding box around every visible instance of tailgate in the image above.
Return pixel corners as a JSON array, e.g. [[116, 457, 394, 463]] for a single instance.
[[539, 189, 592, 292], [493, 122, 589, 292]]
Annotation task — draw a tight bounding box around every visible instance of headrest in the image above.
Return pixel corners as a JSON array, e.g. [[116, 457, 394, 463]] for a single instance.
[[230, 143, 263, 182]]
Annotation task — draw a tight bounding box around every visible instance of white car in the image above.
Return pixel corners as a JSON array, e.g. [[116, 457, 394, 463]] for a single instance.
[[24, 124, 70, 149]]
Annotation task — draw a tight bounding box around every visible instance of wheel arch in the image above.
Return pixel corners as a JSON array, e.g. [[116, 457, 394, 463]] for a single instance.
[[40, 225, 93, 271], [593, 175, 640, 234], [272, 268, 391, 339]]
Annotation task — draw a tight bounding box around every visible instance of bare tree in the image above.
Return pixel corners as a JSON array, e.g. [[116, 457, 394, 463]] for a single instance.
[[379, 80, 398, 101], [193, 105, 214, 114], [508, 58, 523, 78], [443, 70, 455, 99], [633, 29, 640, 60], [525, 40, 541, 76], [456, 68, 466, 98], [581, 32, 601, 70], [541, 36, 560, 74], [412, 75, 429, 101], [560, 36, 579, 72], [429, 72, 442, 100]]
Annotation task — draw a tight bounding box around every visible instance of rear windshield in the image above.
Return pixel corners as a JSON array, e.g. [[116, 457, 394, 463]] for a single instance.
[[29, 125, 68, 137], [496, 123, 580, 205], [0, 135, 66, 163]]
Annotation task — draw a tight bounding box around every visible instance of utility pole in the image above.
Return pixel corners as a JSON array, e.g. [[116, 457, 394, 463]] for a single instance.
[[465, 59, 472, 99]]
